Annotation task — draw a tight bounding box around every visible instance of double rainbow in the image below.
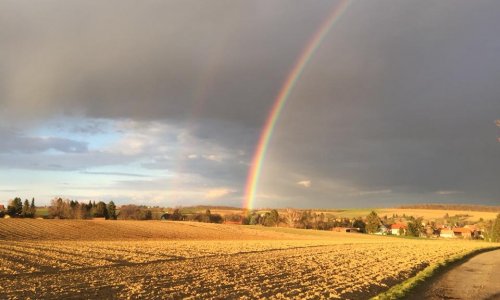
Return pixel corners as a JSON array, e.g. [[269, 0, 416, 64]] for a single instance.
[[243, 0, 353, 210]]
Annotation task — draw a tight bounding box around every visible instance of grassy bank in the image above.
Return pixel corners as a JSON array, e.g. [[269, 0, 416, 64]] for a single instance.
[[371, 245, 500, 300]]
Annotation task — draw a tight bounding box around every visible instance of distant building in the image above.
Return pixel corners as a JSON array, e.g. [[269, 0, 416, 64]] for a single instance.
[[452, 227, 473, 239], [332, 227, 361, 233], [375, 224, 389, 235], [390, 223, 407, 235], [0, 204, 5, 211], [439, 229, 455, 238]]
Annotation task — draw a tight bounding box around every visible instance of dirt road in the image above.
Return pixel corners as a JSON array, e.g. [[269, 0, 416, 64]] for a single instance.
[[412, 249, 500, 300]]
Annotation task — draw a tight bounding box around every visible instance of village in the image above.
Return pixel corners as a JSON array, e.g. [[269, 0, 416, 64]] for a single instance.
[[0, 199, 498, 241], [337, 220, 485, 239]]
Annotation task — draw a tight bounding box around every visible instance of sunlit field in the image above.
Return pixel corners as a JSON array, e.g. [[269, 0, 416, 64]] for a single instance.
[[0, 219, 494, 299]]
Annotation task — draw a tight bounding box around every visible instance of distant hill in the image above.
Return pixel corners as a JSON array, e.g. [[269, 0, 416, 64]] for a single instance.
[[397, 204, 500, 213]]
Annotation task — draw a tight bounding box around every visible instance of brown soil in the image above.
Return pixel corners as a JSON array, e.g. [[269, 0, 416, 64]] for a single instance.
[[411, 249, 500, 300]]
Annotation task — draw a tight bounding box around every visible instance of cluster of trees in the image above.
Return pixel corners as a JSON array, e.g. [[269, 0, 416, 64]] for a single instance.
[[224, 213, 244, 223], [406, 217, 425, 237], [284, 209, 367, 231], [48, 198, 117, 220], [161, 209, 224, 223], [118, 205, 152, 220], [243, 210, 280, 227], [185, 209, 223, 223], [5, 198, 37, 218]]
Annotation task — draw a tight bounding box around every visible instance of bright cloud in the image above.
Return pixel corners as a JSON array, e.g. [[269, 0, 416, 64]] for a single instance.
[[205, 188, 233, 200], [357, 189, 392, 196], [436, 190, 464, 195], [297, 180, 312, 188]]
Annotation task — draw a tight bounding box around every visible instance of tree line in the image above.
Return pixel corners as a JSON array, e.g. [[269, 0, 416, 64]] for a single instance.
[[47, 198, 159, 220], [2, 197, 37, 218], [48, 198, 117, 219], [161, 209, 224, 223]]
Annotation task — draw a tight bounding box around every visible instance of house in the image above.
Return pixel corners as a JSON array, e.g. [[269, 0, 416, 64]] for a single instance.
[[464, 225, 483, 239], [390, 223, 407, 235], [0, 204, 5, 211], [375, 224, 389, 235], [452, 227, 473, 239], [440, 229, 455, 238]]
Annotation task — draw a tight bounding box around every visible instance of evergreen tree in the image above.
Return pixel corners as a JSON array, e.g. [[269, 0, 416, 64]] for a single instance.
[[106, 201, 117, 220], [7, 197, 23, 217], [406, 218, 424, 237], [21, 199, 30, 218], [94, 201, 108, 218], [365, 211, 381, 234], [29, 198, 36, 218], [352, 218, 366, 232], [491, 213, 500, 242]]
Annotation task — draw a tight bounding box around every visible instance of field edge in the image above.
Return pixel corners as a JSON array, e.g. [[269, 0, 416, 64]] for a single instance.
[[370, 245, 500, 300]]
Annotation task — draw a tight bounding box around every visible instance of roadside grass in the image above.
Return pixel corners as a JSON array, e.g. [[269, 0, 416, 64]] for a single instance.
[[371, 246, 500, 300]]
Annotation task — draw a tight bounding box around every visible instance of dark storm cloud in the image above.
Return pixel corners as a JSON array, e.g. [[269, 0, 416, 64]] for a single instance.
[[258, 0, 500, 206], [0, 0, 499, 207], [0, 0, 335, 127], [142, 154, 247, 186]]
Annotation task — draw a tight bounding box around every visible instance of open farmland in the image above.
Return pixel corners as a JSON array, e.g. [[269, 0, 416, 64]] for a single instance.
[[0, 219, 496, 299], [313, 208, 499, 222], [173, 206, 499, 222]]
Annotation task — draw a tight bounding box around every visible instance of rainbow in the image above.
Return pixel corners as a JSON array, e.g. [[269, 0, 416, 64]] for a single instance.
[[243, 0, 353, 210]]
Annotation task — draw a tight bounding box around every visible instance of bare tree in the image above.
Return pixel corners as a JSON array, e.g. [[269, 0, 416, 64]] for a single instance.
[[284, 209, 301, 228]]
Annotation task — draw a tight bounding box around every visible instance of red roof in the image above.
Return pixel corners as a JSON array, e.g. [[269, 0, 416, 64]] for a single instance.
[[452, 227, 472, 233], [391, 223, 407, 229]]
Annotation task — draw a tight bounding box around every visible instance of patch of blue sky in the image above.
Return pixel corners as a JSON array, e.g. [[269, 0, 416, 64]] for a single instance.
[[0, 169, 91, 204], [28, 117, 122, 151]]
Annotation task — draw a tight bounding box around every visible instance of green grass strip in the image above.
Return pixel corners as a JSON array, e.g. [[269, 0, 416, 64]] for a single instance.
[[371, 245, 500, 300]]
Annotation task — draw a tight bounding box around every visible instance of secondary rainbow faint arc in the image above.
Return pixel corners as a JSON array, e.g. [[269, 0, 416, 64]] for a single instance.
[[244, 0, 353, 210]]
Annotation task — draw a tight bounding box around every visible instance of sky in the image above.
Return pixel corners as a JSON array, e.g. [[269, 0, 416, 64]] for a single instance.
[[0, 0, 499, 208]]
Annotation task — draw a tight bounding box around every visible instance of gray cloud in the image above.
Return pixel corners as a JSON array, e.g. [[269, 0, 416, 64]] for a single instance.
[[0, 0, 334, 127], [80, 171, 151, 178], [0, 0, 499, 207]]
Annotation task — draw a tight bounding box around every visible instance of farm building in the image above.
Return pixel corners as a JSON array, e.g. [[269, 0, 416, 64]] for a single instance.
[[375, 224, 389, 235], [439, 229, 455, 238], [390, 223, 407, 235], [452, 227, 473, 239], [332, 227, 362, 233], [440, 227, 478, 239]]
